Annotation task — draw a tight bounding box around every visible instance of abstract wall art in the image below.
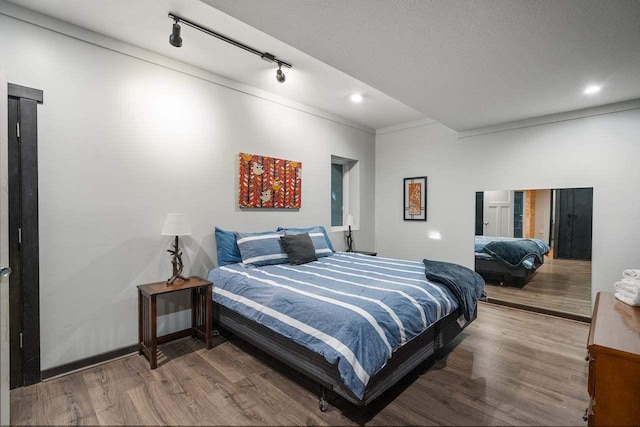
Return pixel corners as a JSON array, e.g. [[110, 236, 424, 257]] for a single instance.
[[238, 153, 302, 208]]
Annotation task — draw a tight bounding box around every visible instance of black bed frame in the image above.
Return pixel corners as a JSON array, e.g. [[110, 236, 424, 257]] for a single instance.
[[213, 302, 475, 410], [475, 256, 543, 287]]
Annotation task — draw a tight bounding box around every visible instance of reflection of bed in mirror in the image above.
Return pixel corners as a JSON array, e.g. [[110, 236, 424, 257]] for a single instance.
[[474, 236, 550, 287], [475, 187, 593, 318]]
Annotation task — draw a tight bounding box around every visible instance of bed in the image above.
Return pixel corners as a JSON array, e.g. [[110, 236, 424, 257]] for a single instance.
[[474, 236, 550, 287], [207, 228, 485, 410]]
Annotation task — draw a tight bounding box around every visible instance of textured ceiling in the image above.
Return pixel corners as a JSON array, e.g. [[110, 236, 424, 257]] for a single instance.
[[202, 0, 640, 131]]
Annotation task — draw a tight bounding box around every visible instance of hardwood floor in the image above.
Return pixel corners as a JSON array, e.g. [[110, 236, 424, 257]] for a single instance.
[[485, 258, 592, 317], [11, 303, 590, 426]]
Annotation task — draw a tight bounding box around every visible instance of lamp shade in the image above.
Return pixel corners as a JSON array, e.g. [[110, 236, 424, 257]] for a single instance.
[[161, 214, 192, 236], [346, 214, 355, 227]]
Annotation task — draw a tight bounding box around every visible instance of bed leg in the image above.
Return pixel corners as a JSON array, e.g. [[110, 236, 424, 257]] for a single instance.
[[318, 385, 328, 412]]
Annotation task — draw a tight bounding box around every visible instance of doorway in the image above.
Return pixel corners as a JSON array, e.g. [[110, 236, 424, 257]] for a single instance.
[[555, 188, 593, 260], [8, 83, 43, 388], [482, 190, 514, 237]]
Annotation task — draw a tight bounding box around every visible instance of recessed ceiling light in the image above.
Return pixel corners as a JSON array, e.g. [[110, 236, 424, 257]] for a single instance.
[[350, 94, 363, 103], [583, 85, 602, 95]]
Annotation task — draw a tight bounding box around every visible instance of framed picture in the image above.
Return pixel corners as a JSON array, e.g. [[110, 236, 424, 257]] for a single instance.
[[403, 176, 427, 221], [238, 153, 302, 209]]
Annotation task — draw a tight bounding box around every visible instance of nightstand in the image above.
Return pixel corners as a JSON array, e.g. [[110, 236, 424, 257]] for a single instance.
[[353, 250, 377, 256], [137, 276, 213, 369]]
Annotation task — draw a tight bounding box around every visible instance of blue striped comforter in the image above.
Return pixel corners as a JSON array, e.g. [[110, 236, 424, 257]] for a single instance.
[[206, 252, 459, 399]]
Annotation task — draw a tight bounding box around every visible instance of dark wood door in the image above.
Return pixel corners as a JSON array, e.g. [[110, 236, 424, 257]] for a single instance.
[[8, 84, 42, 388], [555, 188, 593, 260], [475, 192, 484, 236]]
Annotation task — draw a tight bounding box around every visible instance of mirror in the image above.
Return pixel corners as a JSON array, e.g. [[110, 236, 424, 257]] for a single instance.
[[475, 188, 593, 319]]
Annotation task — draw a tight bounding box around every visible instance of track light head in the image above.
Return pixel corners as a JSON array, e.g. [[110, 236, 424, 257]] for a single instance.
[[169, 22, 182, 47], [276, 64, 286, 83]]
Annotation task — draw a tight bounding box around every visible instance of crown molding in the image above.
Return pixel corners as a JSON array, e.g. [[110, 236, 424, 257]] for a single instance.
[[375, 118, 436, 135], [458, 99, 640, 138]]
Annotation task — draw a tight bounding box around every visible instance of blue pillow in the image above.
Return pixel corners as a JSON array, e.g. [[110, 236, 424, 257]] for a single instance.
[[282, 226, 333, 258], [215, 227, 274, 266], [235, 231, 288, 267], [277, 226, 336, 253], [215, 227, 242, 266]]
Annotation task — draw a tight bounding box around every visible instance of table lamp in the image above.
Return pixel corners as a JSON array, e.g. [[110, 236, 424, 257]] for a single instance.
[[161, 213, 192, 284], [346, 214, 355, 252]]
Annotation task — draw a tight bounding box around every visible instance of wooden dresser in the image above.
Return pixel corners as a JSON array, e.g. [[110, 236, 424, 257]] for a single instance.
[[586, 292, 640, 426]]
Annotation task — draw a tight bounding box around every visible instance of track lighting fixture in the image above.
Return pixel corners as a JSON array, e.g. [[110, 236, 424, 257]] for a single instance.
[[276, 64, 286, 83], [168, 13, 292, 82], [169, 19, 182, 48]]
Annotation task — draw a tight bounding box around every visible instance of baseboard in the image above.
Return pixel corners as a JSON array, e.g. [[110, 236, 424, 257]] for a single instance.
[[40, 328, 195, 380], [485, 298, 592, 323], [41, 343, 138, 380]]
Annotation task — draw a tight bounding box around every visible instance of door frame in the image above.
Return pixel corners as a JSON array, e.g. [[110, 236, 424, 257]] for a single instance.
[[1, 71, 10, 425], [7, 83, 43, 388]]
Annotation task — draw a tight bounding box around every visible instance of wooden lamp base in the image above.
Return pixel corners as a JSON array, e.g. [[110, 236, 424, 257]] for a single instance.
[[166, 235, 190, 285]]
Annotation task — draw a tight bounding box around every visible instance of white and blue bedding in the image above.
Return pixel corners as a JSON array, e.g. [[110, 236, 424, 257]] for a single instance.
[[207, 252, 462, 400], [474, 236, 549, 269]]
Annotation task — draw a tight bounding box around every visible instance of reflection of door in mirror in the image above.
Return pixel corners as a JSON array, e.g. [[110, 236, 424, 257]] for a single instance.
[[475, 188, 593, 320], [481, 190, 514, 237], [555, 188, 593, 260]]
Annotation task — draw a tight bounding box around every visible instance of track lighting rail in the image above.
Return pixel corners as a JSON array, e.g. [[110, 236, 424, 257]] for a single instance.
[[168, 13, 292, 69]]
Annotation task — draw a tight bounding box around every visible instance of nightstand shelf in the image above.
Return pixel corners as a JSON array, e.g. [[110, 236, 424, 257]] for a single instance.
[[137, 276, 213, 369]]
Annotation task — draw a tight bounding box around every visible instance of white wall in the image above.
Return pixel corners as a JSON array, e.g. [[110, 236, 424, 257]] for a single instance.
[[376, 108, 640, 310], [0, 12, 375, 369]]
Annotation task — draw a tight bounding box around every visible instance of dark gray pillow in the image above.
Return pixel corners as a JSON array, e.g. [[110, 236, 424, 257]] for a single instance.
[[280, 233, 318, 265]]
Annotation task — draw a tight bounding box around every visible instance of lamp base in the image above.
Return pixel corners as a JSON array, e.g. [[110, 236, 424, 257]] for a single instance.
[[345, 226, 354, 252], [166, 274, 189, 285], [166, 235, 190, 285]]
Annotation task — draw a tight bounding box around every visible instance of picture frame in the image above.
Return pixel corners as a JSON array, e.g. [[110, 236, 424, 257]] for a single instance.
[[238, 153, 302, 209], [403, 176, 427, 221]]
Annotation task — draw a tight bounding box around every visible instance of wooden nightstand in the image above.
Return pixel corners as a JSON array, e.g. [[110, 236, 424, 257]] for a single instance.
[[353, 250, 377, 256], [137, 276, 213, 369]]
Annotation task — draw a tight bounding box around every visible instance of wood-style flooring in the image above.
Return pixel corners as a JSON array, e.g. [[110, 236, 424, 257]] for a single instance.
[[485, 258, 592, 317], [11, 303, 590, 426]]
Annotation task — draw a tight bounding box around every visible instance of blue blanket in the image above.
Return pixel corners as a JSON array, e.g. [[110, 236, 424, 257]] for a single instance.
[[207, 252, 461, 399], [474, 236, 549, 253], [475, 236, 549, 269], [482, 239, 546, 268], [422, 259, 486, 321]]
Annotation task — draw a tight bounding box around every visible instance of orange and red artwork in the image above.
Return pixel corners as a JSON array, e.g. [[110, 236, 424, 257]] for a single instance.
[[238, 153, 302, 208], [404, 176, 427, 221], [408, 183, 421, 215]]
